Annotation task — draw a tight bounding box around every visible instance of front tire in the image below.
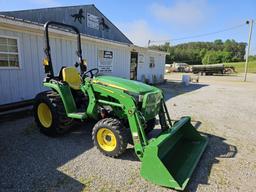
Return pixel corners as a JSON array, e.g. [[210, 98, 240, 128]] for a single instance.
[[92, 118, 128, 157], [33, 91, 73, 137]]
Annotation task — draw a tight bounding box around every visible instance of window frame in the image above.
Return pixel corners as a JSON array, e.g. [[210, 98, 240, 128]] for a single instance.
[[149, 56, 155, 68], [0, 35, 21, 70]]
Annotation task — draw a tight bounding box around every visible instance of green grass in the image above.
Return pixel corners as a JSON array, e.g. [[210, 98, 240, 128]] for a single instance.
[[224, 60, 256, 73]]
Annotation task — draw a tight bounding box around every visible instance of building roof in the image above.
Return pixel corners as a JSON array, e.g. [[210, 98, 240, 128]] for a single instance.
[[0, 14, 131, 48], [0, 4, 133, 45], [0, 7, 168, 55]]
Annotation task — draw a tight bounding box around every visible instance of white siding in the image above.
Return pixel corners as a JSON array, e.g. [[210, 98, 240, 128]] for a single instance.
[[137, 51, 165, 83], [0, 28, 165, 105], [0, 29, 131, 105], [136, 51, 147, 81]]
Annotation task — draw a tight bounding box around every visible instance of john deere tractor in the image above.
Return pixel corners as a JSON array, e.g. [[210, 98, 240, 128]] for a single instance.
[[33, 21, 208, 190]]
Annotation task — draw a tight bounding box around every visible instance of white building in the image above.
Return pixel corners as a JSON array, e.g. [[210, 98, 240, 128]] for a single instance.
[[0, 5, 167, 106]]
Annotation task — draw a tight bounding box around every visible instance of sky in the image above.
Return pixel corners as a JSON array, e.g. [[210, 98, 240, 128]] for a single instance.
[[0, 0, 255, 54]]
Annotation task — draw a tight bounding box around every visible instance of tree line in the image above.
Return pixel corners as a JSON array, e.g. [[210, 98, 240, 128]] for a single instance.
[[149, 39, 247, 65]]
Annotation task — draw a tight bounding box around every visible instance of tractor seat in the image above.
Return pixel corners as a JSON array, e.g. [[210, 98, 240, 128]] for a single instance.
[[62, 67, 81, 90]]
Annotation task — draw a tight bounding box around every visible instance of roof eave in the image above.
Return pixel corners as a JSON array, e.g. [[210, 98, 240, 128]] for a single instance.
[[0, 15, 132, 47]]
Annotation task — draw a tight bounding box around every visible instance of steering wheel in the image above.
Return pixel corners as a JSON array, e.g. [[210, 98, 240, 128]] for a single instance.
[[82, 68, 99, 79]]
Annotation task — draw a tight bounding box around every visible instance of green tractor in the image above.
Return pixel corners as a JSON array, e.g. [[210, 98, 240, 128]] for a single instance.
[[33, 21, 208, 190]]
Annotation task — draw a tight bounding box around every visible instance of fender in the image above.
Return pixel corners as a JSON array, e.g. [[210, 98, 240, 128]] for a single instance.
[[43, 82, 77, 114]]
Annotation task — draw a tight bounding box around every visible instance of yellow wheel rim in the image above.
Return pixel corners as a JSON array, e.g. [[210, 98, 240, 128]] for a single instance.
[[96, 128, 117, 152], [37, 103, 52, 128]]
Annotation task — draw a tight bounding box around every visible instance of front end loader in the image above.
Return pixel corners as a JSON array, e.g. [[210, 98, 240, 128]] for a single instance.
[[33, 21, 208, 190]]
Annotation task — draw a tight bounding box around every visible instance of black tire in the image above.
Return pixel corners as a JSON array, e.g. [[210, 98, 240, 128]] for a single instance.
[[144, 118, 156, 134], [92, 118, 128, 157], [33, 91, 73, 137]]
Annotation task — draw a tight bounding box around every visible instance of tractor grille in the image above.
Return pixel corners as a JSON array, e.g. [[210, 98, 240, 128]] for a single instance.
[[142, 91, 162, 119]]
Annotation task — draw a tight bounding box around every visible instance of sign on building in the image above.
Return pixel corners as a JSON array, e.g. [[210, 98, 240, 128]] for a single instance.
[[87, 13, 99, 30], [98, 50, 113, 74]]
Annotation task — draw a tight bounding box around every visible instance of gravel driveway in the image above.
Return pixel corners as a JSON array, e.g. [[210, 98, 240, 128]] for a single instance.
[[0, 73, 256, 192]]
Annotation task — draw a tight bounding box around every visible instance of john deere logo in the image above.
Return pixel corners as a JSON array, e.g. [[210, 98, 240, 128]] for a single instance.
[[71, 9, 85, 24]]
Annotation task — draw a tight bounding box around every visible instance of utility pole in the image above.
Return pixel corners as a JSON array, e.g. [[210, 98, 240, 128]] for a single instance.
[[244, 19, 254, 82]]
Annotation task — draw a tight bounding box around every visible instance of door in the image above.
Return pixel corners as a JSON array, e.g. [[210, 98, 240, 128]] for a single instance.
[[130, 52, 138, 80]]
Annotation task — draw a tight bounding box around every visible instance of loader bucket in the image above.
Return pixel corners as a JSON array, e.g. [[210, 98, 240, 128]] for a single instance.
[[140, 116, 208, 190]]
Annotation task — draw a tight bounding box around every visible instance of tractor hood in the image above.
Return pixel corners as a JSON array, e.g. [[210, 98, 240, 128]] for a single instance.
[[93, 76, 156, 94]]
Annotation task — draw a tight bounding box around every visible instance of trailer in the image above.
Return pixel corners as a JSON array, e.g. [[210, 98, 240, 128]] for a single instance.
[[192, 64, 235, 75]]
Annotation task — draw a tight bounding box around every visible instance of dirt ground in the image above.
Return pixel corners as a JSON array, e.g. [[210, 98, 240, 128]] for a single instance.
[[0, 73, 256, 192]]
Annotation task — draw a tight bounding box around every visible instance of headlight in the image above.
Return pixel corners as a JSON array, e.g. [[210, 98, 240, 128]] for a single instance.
[[138, 95, 144, 102], [124, 91, 144, 103]]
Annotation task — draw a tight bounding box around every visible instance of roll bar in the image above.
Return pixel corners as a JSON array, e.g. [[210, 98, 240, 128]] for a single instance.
[[43, 21, 86, 78]]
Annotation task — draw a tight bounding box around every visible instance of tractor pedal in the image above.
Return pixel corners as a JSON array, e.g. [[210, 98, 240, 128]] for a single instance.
[[67, 112, 86, 119]]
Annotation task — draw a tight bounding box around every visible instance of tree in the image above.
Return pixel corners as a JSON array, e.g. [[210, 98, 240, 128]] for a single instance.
[[202, 51, 233, 64], [214, 39, 223, 45], [222, 52, 233, 63], [202, 51, 221, 64], [149, 39, 246, 64]]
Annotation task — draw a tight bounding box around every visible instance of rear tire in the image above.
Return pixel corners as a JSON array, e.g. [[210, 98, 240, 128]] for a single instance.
[[92, 118, 128, 157], [33, 91, 73, 137]]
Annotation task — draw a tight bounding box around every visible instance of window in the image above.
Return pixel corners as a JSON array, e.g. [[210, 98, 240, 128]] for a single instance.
[[0, 36, 20, 68], [149, 56, 155, 68]]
